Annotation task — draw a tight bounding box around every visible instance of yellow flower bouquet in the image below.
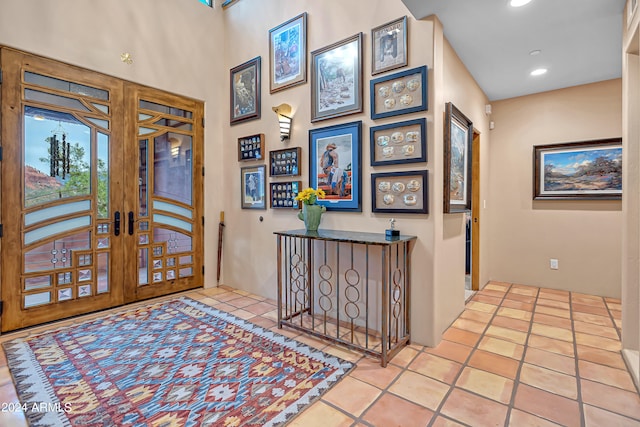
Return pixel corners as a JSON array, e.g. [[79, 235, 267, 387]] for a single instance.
[[295, 187, 326, 205]]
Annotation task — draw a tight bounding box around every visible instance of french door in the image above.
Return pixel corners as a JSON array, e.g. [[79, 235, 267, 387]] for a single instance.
[[0, 47, 203, 332]]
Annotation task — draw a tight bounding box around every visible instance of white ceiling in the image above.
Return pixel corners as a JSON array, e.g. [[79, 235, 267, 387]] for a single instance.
[[401, 0, 626, 101]]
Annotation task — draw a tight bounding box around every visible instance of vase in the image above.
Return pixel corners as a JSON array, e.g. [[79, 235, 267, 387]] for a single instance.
[[297, 203, 326, 232]]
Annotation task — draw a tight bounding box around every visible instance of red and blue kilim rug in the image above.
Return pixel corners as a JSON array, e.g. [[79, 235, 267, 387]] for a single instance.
[[3, 297, 354, 426]]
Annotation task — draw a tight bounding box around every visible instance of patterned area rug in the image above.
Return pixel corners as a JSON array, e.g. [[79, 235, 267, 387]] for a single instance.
[[3, 297, 354, 426]]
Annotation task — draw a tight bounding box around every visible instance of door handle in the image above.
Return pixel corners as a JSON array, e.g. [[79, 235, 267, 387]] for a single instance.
[[114, 211, 121, 236], [128, 211, 135, 235]]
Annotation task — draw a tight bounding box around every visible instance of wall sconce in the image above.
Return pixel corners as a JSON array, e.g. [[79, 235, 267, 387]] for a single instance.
[[272, 103, 293, 141]]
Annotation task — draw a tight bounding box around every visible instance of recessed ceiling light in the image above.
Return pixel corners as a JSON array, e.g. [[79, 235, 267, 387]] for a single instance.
[[530, 68, 548, 76], [510, 0, 532, 7], [529, 49, 541, 56]]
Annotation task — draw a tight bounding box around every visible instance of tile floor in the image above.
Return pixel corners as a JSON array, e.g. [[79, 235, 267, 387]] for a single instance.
[[1, 281, 639, 426]]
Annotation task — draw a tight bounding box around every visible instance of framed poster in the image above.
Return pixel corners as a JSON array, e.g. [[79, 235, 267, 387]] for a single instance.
[[533, 138, 622, 200], [372, 170, 428, 214], [370, 66, 427, 120], [370, 118, 426, 166], [269, 12, 307, 93], [311, 33, 363, 122], [240, 165, 266, 209], [230, 57, 261, 125], [371, 16, 408, 75], [309, 121, 362, 211], [444, 102, 472, 213]]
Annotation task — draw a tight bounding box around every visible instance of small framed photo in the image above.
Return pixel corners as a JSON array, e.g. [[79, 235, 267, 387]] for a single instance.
[[311, 33, 363, 122], [269, 12, 307, 93], [444, 102, 472, 213], [240, 165, 266, 209], [370, 118, 426, 166], [269, 147, 301, 176], [238, 133, 265, 161], [372, 170, 428, 214], [371, 16, 408, 75], [270, 181, 301, 209], [309, 121, 362, 212], [230, 57, 261, 125], [370, 65, 427, 120], [533, 138, 622, 200]]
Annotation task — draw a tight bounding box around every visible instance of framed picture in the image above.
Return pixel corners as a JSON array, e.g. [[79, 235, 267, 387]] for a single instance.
[[371, 16, 408, 75], [444, 102, 472, 213], [269, 12, 307, 93], [370, 65, 427, 120], [269, 147, 301, 176], [230, 57, 261, 125], [370, 118, 426, 166], [238, 133, 265, 161], [311, 33, 363, 122], [372, 170, 428, 214], [309, 121, 362, 211], [533, 138, 622, 200], [270, 181, 301, 209], [240, 165, 266, 209]]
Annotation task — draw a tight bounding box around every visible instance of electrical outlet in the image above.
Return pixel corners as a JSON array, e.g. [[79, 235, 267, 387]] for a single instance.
[[550, 259, 559, 270]]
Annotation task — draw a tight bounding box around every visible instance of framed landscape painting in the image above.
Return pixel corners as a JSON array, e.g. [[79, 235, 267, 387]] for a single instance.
[[533, 138, 622, 200], [269, 12, 307, 93], [443, 102, 472, 213]]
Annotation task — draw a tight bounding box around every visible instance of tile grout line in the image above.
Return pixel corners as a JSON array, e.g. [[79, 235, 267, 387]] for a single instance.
[[569, 291, 586, 427]]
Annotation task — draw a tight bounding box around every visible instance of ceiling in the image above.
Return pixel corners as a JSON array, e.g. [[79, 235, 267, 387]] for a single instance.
[[401, 0, 626, 101]]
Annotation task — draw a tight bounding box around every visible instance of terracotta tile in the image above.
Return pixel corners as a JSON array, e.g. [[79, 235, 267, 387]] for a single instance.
[[606, 300, 622, 310], [0, 366, 11, 387], [471, 294, 503, 305], [504, 292, 536, 304], [262, 309, 279, 321], [514, 383, 581, 427], [466, 301, 499, 314], [509, 408, 564, 427], [294, 334, 330, 351], [485, 282, 511, 292], [0, 381, 19, 404], [249, 316, 277, 329], [431, 415, 467, 427], [519, 363, 577, 399], [321, 344, 363, 363], [322, 376, 381, 417], [0, 410, 28, 427], [485, 325, 528, 345], [496, 307, 532, 321], [243, 301, 277, 316], [455, 367, 514, 404], [573, 320, 619, 340], [578, 360, 637, 392], [574, 332, 621, 352], [538, 289, 570, 302], [528, 334, 575, 357], [580, 378, 640, 420], [478, 336, 525, 360], [199, 287, 228, 296], [583, 403, 640, 427], [229, 308, 256, 320], [610, 309, 622, 320], [388, 370, 450, 410], [534, 305, 571, 319], [362, 392, 434, 427], [479, 289, 508, 298], [459, 309, 493, 324], [572, 303, 609, 317], [425, 340, 473, 364], [572, 311, 613, 327], [530, 323, 574, 343], [533, 313, 572, 329], [537, 298, 571, 310], [442, 327, 481, 347], [389, 345, 419, 368], [510, 286, 539, 296], [288, 400, 353, 427], [524, 347, 576, 376], [271, 326, 301, 339], [409, 352, 463, 384], [576, 345, 627, 370], [350, 357, 402, 389], [572, 293, 605, 305], [468, 349, 520, 379], [213, 291, 241, 302], [440, 387, 508, 427], [501, 299, 534, 311], [491, 315, 530, 333], [211, 302, 237, 313], [226, 295, 263, 309]]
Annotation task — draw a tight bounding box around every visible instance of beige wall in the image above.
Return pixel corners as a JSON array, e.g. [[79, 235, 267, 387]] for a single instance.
[[489, 79, 623, 297]]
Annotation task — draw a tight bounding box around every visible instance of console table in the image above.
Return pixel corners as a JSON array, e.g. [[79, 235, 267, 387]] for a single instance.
[[274, 229, 416, 366]]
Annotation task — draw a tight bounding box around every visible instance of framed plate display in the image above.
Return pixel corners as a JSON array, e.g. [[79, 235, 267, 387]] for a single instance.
[[230, 56, 261, 125], [240, 165, 266, 209], [370, 65, 427, 120], [370, 118, 426, 166], [269, 147, 301, 176], [309, 121, 362, 211], [311, 33, 363, 122], [372, 170, 428, 214], [269, 12, 307, 93], [238, 133, 265, 161], [270, 181, 301, 209], [444, 102, 472, 213], [533, 137, 622, 200], [371, 16, 408, 75]]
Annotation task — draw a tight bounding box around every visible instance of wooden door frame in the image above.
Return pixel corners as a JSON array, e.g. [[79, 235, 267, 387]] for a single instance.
[[471, 130, 481, 290]]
